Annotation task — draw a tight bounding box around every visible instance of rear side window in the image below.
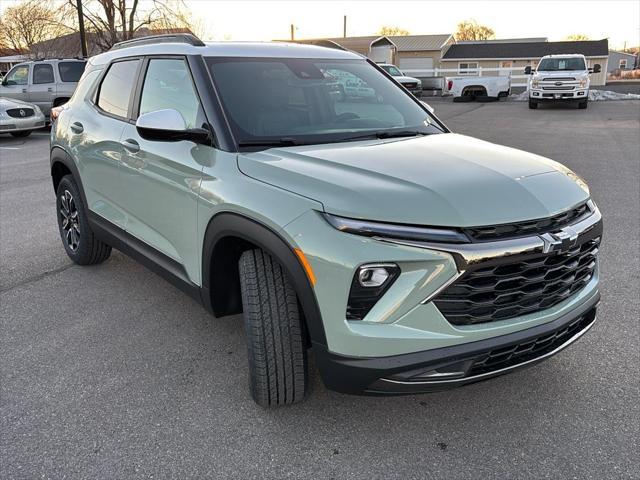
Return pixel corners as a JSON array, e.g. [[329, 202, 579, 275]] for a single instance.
[[97, 60, 140, 118], [139, 58, 202, 129], [33, 64, 55, 84], [69, 70, 101, 106], [58, 61, 87, 82]]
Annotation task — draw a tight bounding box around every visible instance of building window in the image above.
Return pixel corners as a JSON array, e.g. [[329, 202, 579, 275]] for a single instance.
[[619, 59, 627, 69], [458, 62, 478, 75]]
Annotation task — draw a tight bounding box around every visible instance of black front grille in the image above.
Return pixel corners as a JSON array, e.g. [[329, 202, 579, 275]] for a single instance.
[[462, 203, 590, 242], [403, 82, 417, 88], [468, 308, 595, 376], [6, 108, 34, 118], [434, 237, 599, 325]]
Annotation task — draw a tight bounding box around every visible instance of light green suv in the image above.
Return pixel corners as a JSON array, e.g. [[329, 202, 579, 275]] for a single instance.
[[50, 34, 602, 407]]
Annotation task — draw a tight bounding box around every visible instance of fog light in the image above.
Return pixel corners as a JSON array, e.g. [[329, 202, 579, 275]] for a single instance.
[[358, 266, 390, 287], [347, 263, 400, 320]]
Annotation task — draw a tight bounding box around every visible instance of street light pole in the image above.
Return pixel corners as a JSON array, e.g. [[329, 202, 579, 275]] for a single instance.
[[77, 0, 88, 57]]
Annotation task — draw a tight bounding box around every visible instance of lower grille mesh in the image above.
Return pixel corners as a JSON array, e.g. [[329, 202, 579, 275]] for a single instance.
[[434, 238, 600, 325], [469, 309, 596, 376]]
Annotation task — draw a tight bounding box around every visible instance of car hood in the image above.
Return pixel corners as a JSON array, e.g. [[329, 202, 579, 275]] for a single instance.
[[0, 96, 37, 110], [534, 70, 588, 79], [238, 133, 590, 227], [394, 75, 420, 84]]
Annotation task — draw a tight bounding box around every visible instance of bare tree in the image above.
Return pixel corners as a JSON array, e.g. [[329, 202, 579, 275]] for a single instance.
[[0, 0, 71, 55], [67, 0, 198, 51], [565, 34, 590, 41], [455, 19, 495, 41], [378, 26, 410, 36]]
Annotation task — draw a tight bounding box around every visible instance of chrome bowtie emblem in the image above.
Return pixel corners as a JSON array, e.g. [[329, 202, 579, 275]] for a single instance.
[[19, 109, 25, 117], [555, 82, 563, 86], [540, 227, 579, 254]]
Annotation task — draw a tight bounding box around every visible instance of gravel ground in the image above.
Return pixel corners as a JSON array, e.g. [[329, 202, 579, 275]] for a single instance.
[[1, 100, 639, 479]]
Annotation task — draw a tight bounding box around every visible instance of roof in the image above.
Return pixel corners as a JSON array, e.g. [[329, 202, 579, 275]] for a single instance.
[[609, 50, 638, 58], [288, 33, 452, 54], [90, 41, 360, 66], [456, 37, 547, 44], [442, 39, 609, 60], [381, 34, 453, 51]]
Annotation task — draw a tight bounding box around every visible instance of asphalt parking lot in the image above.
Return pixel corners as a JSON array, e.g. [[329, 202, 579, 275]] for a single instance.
[[1, 100, 639, 479]]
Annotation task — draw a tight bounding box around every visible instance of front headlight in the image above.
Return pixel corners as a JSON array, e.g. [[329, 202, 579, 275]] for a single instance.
[[579, 78, 588, 88], [531, 78, 539, 88], [322, 213, 469, 244]]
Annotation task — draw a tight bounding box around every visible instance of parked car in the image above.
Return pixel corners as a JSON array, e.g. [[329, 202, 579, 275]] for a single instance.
[[0, 58, 86, 117], [0, 97, 46, 137], [445, 74, 511, 102], [378, 63, 422, 96], [525, 54, 600, 109], [51, 34, 602, 407]]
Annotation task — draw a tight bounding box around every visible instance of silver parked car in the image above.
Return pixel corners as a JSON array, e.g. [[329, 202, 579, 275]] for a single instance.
[[0, 97, 46, 137], [0, 59, 86, 117]]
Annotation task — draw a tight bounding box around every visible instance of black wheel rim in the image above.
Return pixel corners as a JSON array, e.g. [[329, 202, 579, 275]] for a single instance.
[[60, 190, 80, 251]]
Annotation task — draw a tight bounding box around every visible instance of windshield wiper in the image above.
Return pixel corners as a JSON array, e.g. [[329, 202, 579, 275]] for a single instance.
[[337, 130, 429, 142], [238, 138, 303, 147]]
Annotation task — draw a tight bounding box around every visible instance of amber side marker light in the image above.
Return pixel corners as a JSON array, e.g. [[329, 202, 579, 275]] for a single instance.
[[294, 248, 316, 286]]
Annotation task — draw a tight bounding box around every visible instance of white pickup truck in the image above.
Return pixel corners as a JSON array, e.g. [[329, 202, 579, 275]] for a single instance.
[[445, 75, 511, 102], [525, 54, 601, 109]]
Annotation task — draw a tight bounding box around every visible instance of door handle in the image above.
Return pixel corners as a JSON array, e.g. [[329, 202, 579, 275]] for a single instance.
[[22, 88, 27, 93], [47, 87, 53, 92], [122, 139, 140, 154], [70, 122, 84, 134]]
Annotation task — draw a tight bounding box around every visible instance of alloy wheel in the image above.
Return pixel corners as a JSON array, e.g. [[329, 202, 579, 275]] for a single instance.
[[60, 190, 80, 251]]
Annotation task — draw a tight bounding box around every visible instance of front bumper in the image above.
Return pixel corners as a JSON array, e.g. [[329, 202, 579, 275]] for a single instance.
[[314, 292, 599, 394], [0, 115, 46, 132], [530, 88, 589, 101]]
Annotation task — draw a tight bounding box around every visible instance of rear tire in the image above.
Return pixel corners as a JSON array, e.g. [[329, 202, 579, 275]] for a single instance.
[[528, 99, 538, 109], [453, 95, 474, 103], [578, 100, 588, 109], [476, 95, 498, 102], [239, 249, 307, 407], [56, 175, 112, 265], [10, 130, 31, 137]]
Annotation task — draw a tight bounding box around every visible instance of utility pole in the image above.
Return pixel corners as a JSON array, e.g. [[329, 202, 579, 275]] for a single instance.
[[343, 15, 347, 38], [77, 0, 88, 57], [290, 24, 295, 41]]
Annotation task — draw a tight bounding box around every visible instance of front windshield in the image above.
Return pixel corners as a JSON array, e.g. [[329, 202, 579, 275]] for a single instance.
[[206, 57, 442, 148], [381, 65, 402, 76], [537, 57, 586, 71]]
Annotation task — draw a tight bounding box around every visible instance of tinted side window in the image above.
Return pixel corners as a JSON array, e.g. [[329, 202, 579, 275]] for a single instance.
[[69, 70, 101, 106], [58, 61, 87, 82], [33, 64, 55, 84], [5, 65, 29, 85], [97, 60, 140, 118], [139, 58, 202, 129]]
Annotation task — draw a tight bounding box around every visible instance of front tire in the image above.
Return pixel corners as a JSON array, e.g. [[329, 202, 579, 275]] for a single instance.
[[10, 130, 32, 137], [239, 249, 307, 407], [56, 175, 111, 265], [528, 99, 538, 109], [578, 100, 588, 109]]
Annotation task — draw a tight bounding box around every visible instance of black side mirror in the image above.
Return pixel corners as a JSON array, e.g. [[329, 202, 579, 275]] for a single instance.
[[593, 64, 601, 74], [524, 66, 532, 75]]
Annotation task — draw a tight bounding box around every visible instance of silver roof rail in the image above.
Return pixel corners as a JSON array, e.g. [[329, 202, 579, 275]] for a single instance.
[[110, 33, 205, 51]]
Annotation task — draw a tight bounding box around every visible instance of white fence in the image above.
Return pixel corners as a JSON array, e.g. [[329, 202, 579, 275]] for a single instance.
[[401, 66, 530, 89]]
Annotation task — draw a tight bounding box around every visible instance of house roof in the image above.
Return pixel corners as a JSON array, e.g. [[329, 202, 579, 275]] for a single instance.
[[290, 33, 453, 54], [609, 50, 638, 58], [442, 39, 609, 60], [381, 34, 453, 51]]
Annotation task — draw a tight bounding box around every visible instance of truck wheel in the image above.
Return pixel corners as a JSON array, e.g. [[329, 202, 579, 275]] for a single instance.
[[578, 100, 588, 109], [238, 249, 307, 407], [10, 130, 32, 138], [453, 95, 473, 103], [56, 175, 112, 265], [528, 99, 538, 109], [476, 95, 498, 102]]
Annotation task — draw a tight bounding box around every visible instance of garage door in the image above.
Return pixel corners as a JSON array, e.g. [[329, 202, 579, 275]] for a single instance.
[[370, 45, 393, 64], [398, 57, 433, 76]]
